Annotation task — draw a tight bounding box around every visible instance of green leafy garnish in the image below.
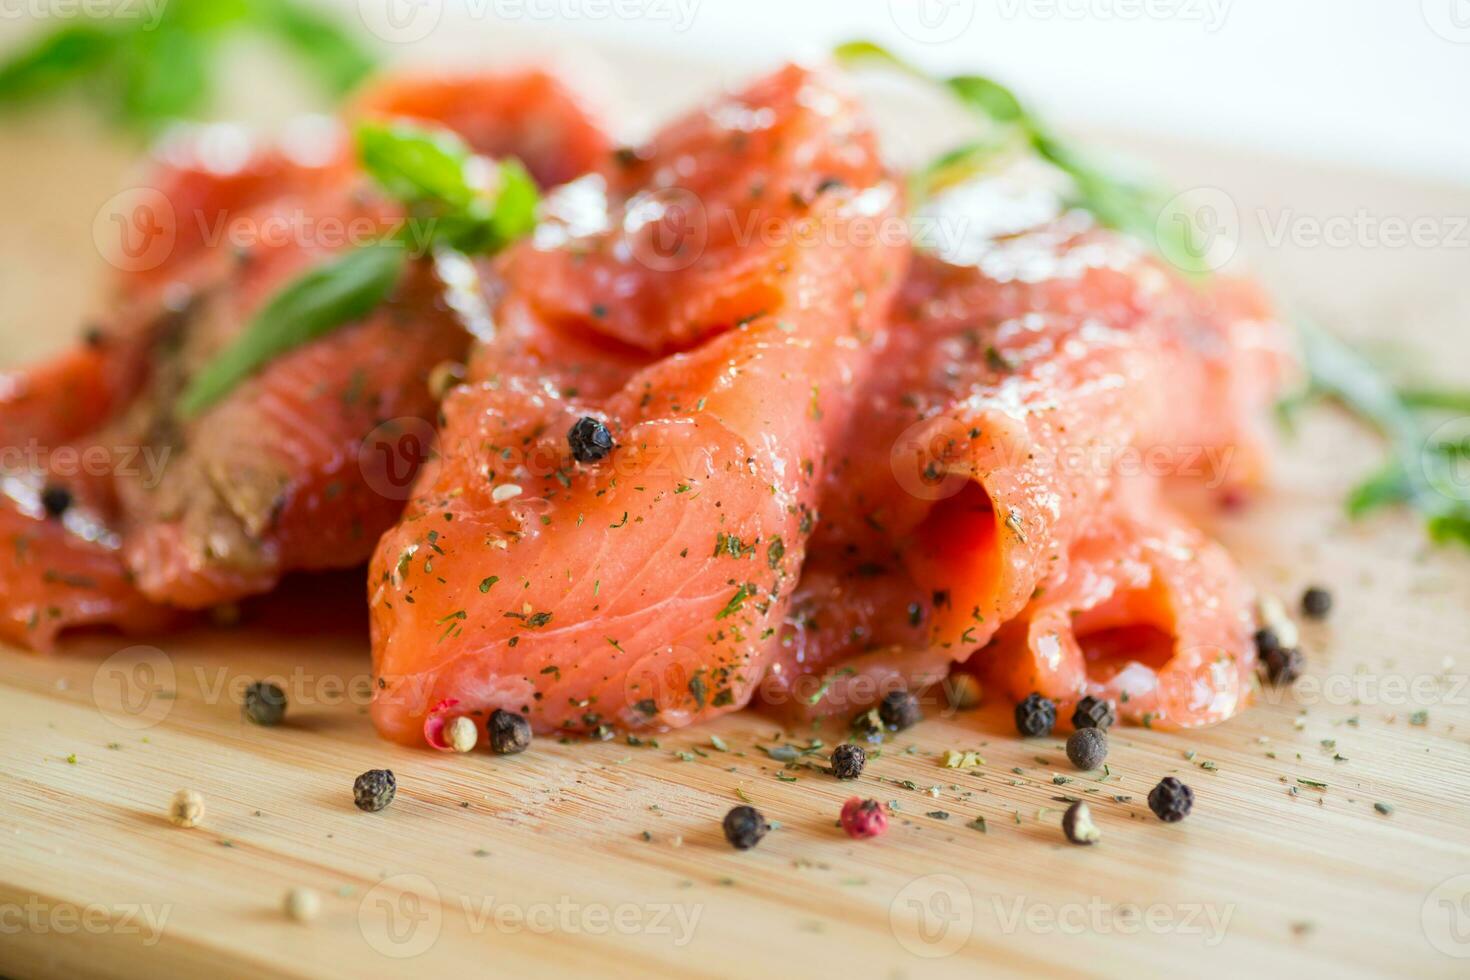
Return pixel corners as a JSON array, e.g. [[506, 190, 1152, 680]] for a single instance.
[[0, 0, 376, 135], [837, 39, 1470, 549], [177, 122, 540, 416]]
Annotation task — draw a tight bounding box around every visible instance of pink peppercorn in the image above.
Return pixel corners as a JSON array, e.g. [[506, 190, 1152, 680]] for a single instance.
[[840, 797, 888, 839]]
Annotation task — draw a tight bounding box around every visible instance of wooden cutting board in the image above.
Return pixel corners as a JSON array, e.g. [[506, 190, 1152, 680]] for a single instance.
[[2, 37, 1470, 980]]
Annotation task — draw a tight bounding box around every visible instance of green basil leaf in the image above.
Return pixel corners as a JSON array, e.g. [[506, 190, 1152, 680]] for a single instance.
[[251, 0, 376, 97], [358, 120, 479, 211], [113, 23, 212, 132], [177, 240, 406, 417], [0, 24, 118, 103]]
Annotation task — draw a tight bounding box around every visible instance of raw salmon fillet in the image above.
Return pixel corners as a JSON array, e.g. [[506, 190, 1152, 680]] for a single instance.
[[368, 65, 909, 742], [761, 175, 1286, 725], [0, 71, 611, 649]]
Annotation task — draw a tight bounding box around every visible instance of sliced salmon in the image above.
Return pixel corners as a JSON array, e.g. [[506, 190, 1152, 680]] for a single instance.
[[762, 177, 1286, 723], [0, 70, 613, 648], [368, 65, 908, 742]]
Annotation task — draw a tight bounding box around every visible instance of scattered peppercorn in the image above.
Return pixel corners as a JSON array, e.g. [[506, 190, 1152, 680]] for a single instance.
[[1253, 626, 1281, 655], [830, 743, 866, 779], [878, 689, 922, 731], [567, 416, 615, 463], [1261, 644, 1304, 685], [40, 484, 72, 519], [1062, 801, 1101, 845], [1066, 727, 1108, 770], [487, 709, 532, 754], [839, 797, 888, 840], [1014, 692, 1056, 737], [722, 805, 770, 850], [1071, 695, 1115, 730], [168, 789, 205, 828], [283, 886, 321, 923], [353, 769, 396, 812], [946, 674, 982, 711], [242, 681, 287, 726], [445, 716, 478, 753], [1301, 586, 1333, 620], [1148, 777, 1194, 822]]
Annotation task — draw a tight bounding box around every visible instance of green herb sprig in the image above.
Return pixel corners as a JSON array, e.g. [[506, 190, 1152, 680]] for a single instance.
[[177, 122, 538, 417], [0, 0, 376, 135], [835, 38, 1470, 549]]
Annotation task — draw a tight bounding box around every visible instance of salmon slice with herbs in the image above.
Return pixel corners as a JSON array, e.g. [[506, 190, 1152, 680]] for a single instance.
[[762, 175, 1286, 723], [368, 64, 909, 743], [0, 70, 612, 648]]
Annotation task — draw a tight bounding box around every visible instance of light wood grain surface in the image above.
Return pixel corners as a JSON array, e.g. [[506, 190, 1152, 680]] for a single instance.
[[2, 35, 1470, 980]]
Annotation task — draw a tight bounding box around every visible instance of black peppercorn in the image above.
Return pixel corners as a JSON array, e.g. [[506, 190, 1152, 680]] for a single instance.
[[353, 769, 396, 812], [242, 681, 287, 726], [1014, 692, 1056, 737], [1301, 586, 1332, 620], [567, 416, 615, 463], [40, 484, 72, 519], [878, 689, 922, 731], [1148, 776, 1194, 822], [1062, 801, 1101, 845], [1261, 644, 1304, 685], [1065, 727, 1108, 770], [722, 805, 770, 850], [1253, 626, 1281, 656], [487, 709, 532, 754], [830, 743, 866, 779], [1071, 695, 1115, 730]]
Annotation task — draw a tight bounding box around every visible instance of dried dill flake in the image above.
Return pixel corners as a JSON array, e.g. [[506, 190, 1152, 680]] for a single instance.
[[242, 681, 287, 727], [1065, 728, 1108, 770], [1147, 777, 1194, 823], [567, 416, 615, 463], [1014, 693, 1055, 737], [1071, 696, 1115, 730], [830, 743, 866, 780], [878, 689, 922, 731], [722, 805, 770, 850], [353, 769, 397, 812], [488, 709, 533, 754]]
